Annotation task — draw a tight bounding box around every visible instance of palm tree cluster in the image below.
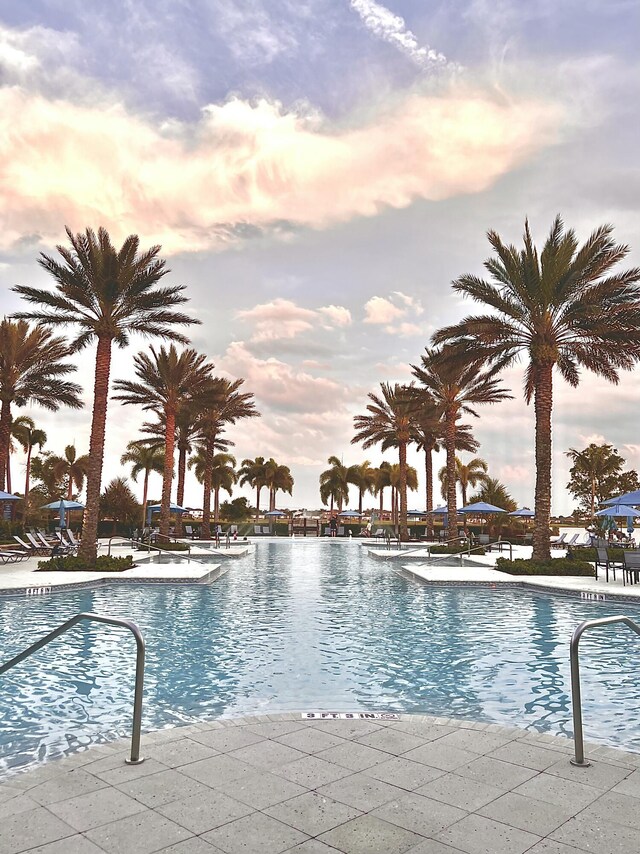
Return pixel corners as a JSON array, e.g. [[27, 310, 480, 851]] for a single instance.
[[7, 226, 266, 562], [238, 457, 294, 515], [351, 216, 640, 558]]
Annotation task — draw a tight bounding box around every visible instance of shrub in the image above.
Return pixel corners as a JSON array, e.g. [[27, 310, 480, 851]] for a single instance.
[[495, 557, 594, 577], [429, 545, 486, 555], [572, 546, 624, 563], [151, 541, 189, 552], [37, 555, 135, 572]]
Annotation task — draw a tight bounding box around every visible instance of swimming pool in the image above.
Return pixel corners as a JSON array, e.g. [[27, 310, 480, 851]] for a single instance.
[[1, 539, 639, 775]]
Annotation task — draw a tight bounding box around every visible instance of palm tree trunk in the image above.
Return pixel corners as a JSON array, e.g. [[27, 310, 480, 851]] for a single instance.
[[399, 442, 408, 541], [177, 446, 187, 507], [24, 443, 32, 504], [425, 448, 434, 538], [0, 400, 11, 493], [141, 468, 149, 527], [270, 487, 275, 511], [533, 364, 553, 561], [67, 476, 73, 500], [255, 485, 261, 514], [214, 487, 220, 523], [6, 451, 11, 494], [79, 336, 112, 565], [160, 407, 176, 538], [358, 488, 364, 514], [445, 408, 457, 542], [201, 437, 214, 539], [379, 487, 383, 516]]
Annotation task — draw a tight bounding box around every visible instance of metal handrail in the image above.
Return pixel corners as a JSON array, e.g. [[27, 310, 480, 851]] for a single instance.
[[107, 536, 191, 560], [0, 613, 145, 765], [570, 615, 640, 767]]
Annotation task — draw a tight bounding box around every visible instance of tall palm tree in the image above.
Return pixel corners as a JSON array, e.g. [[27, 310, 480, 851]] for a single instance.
[[264, 460, 294, 511], [11, 417, 47, 507], [13, 227, 198, 564], [347, 461, 376, 514], [238, 456, 268, 515], [113, 345, 215, 537], [352, 383, 419, 541], [319, 456, 350, 513], [193, 378, 259, 538], [388, 463, 419, 529], [48, 444, 90, 500], [190, 451, 237, 524], [120, 441, 165, 526], [0, 318, 81, 492], [413, 348, 511, 541], [372, 462, 392, 516], [433, 217, 640, 558], [438, 456, 489, 506]]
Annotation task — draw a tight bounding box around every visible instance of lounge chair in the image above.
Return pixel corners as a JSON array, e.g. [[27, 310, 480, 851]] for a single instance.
[[262, 526, 271, 535], [323, 526, 331, 536], [565, 534, 580, 548], [0, 549, 29, 564], [15, 535, 50, 556], [595, 547, 622, 582], [477, 534, 490, 546], [253, 525, 262, 536], [337, 526, 345, 537], [523, 533, 533, 546], [373, 528, 385, 538], [623, 551, 640, 586], [550, 533, 567, 549]]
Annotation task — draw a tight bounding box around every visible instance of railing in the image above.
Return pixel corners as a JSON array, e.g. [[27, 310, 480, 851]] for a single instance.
[[107, 536, 192, 561], [0, 613, 145, 765], [570, 615, 640, 767]]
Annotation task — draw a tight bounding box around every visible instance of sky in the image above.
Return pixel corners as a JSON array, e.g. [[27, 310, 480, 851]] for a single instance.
[[1, 0, 639, 515]]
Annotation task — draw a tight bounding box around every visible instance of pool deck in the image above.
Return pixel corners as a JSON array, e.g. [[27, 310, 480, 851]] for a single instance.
[[2, 713, 640, 853]]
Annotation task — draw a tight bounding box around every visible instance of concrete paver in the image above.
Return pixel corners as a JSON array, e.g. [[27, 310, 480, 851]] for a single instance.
[[1, 714, 639, 853]]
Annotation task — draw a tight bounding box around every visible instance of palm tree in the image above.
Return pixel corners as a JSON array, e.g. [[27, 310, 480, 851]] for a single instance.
[[388, 463, 419, 529], [469, 477, 517, 511], [238, 456, 268, 515], [565, 444, 624, 517], [193, 378, 259, 538], [48, 444, 90, 500], [100, 477, 140, 534], [30, 453, 65, 501], [319, 456, 350, 513], [13, 227, 198, 564], [352, 383, 419, 541], [413, 348, 511, 541], [264, 460, 293, 511], [113, 345, 215, 537], [438, 456, 489, 506], [433, 216, 640, 559], [11, 417, 47, 508], [372, 462, 392, 517], [120, 441, 165, 526], [190, 451, 237, 524], [347, 461, 376, 514], [0, 318, 82, 493]]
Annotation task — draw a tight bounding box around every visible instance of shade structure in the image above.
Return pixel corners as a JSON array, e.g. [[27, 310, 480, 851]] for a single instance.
[[603, 490, 640, 506], [460, 501, 507, 514], [0, 491, 20, 501], [407, 510, 425, 517], [265, 510, 286, 517], [40, 499, 85, 510], [509, 507, 535, 518], [595, 504, 640, 518], [338, 509, 362, 517], [146, 503, 188, 513], [432, 505, 457, 515]]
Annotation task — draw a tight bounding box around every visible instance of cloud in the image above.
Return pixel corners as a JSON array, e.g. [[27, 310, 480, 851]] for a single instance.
[[237, 297, 352, 343], [318, 305, 352, 327], [364, 295, 404, 324], [0, 81, 559, 253], [349, 0, 452, 70], [217, 341, 349, 413], [364, 293, 425, 336]]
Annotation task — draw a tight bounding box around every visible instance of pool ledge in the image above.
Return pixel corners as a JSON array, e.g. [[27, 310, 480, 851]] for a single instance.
[[2, 712, 640, 853], [400, 563, 640, 601]]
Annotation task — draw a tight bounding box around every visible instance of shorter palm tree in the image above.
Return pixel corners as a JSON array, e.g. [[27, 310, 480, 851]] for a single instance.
[[438, 457, 489, 507], [190, 451, 237, 524], [372, 462, 392, 516], [121, 441, 165, 526], [319, 456, 350, 513], [388, 463, 418, 529], [11, 418, 47, 513], [265, 460, 293, 511], [347, 461, 376, 514], [238, 457, 268, 515], [48, 445, 90, 500], [100, 477, 141, 534]]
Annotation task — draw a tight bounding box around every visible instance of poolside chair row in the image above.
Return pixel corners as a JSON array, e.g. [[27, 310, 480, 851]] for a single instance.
[[0, 548, 29, 564], [13, 531, 77, 557], [253, 526, 272, 536]]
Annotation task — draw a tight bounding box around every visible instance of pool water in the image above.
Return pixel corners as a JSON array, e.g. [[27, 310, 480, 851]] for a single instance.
[[1, 539, 639, 774]]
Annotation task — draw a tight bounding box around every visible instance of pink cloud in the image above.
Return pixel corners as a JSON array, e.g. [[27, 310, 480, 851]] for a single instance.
[[0, 86, 559, 252]]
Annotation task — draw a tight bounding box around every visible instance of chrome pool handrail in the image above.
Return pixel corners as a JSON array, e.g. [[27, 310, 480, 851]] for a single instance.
[[0, 612, 146, 765], [107, 535, 192, 560], [570, 615, 640, 767]]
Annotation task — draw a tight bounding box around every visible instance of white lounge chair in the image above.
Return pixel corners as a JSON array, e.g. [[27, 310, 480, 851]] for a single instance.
[[550, 533, 567, 549]]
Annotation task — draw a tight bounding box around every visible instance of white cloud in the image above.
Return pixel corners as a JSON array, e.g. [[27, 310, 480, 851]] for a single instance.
[[364, 295, 405, 324], [364, 293, 425, 336], [349, 0, 452, 69], [318, 305, 352, 327], [237, 298, 352, 343]]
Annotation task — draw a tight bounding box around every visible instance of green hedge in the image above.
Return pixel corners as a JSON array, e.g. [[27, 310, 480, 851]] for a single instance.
[[37, 555, 135, 572], [496, 557, 595, 576], [429, 545, 487, 555], [572, 546, 624, 563], [150, 541, 189, 552]]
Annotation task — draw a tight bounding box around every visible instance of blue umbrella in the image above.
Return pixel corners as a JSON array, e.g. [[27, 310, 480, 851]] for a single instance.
[[508, 507, 535, 518], [40, 499, 85, 510], [265, 510, 286, 517], [595, 504, 640, 518], [603, 490, 640, 506], [146, 503, 188, 525], [0, 490, 20, 501], [338, 509, 362, 517], [460, 501, 507, 514], [432, 505, 456, 514]]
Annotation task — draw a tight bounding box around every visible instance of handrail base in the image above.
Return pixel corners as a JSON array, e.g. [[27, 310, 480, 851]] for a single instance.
[[570, 758, 591, 768], [125, 757, 145, 765]]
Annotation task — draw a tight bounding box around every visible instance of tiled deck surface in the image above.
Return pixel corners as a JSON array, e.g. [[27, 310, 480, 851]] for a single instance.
[[2, 713, 640, 853]]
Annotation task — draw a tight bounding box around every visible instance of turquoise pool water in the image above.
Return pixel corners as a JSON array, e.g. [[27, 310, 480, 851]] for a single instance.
[[1, 539, 639, 774]]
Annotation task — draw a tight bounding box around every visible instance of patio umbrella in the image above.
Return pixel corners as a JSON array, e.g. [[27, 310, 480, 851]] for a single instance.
[[146, 503, 188, 525], [338, 510, 362, 517], [595, 504, 640, 518], [41, 498, 85, 529], [460, 501, 506, 535], [602, 490, 640, 506], [0, 490, 20, 501], [508, 508, 535, 518], [265, 510, 286, 517], [432, 505, 456, 514]]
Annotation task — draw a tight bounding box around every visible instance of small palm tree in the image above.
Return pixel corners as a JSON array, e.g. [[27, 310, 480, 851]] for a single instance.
[[438, 456, 489, 506], [371, 462, 392, 516], [238, 456, 268, 515], [413, 348, 511, 541], [319, 456, 350, 513], [433, 216, 640, 559], [11, 417, 47, 514], [565, 444, 623, 517], [121, 441, 165, 526], [264, 460, 293, 511], [100, 477, 140, 534], [347, 461, 376, 514], [13, 227, 198, 564], [48, 444, 90, 500], [190, 451, 237, 524], [113, 345, 216, 537], [193, 378, 259, 538], [0, 318, 82, 493], [388, 463, 418, 529], [352, 384, 420, 540], [469, 477, 517, 511]]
